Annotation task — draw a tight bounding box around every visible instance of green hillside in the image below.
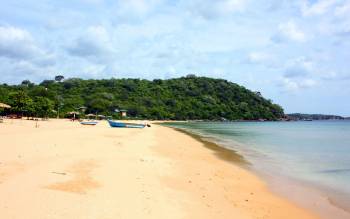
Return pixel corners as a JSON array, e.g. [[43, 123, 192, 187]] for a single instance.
[[0, 76, 284, 120]]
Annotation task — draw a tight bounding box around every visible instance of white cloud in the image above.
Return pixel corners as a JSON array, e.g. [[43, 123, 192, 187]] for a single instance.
[[277, 56, 320, 92], [272, 20, 307, 43], [0, 26, 44, 60], [284, 57, 313, 78], [244, 51, 279, 68], [320, 70, 338, 80], [122, 0, 150, 14], [80, 0, 104, 4], [334, 1, 350, 16], [115, 0, 163, 18], [319, 70, 350, 80], [67, 25, 114, 60], [300, 0, 339, 16], [219, 0, 247, 13], [184, 0, 247, 19], [88, 25, 109, 41], [0, 25, 55, 83], [81, 63, 107, 77], [248, 52, 272, 63], [280, 77, 317, 92], [0, 57, 56, 84]]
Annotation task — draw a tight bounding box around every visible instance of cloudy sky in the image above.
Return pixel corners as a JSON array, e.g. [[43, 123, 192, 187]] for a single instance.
[[0, 0, 349, 115]]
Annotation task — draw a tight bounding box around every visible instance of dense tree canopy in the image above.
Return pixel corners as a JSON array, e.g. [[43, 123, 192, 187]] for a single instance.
[[0, 76, 284, 120]]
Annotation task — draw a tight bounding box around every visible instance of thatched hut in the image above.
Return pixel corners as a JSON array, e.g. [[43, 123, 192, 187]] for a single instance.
[[67, 111, 80, 120]]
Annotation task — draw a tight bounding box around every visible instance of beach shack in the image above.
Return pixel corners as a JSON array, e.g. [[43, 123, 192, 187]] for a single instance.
[[67, 111, 80, 120], [0, 103, 11, 123], [115, 109, 128, 118], [120, 110, 127, 117], [85, 113, 96, 119]]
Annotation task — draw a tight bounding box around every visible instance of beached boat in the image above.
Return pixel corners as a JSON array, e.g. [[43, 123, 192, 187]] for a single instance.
[[108, 120, 146, 128], [80, 121, 98, 125]]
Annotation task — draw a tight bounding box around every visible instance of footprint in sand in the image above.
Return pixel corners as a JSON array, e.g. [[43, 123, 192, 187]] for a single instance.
[[45, 160, 100, 194]]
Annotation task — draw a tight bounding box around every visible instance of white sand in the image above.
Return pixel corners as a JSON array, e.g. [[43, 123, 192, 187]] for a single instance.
[[0, 119, 320, 219]]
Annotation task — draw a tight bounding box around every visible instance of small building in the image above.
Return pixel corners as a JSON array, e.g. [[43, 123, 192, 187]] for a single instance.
[[86, 113, 95, 119], [115, 109, 127, 117], [67, 111, 80, 120], [120, 110, 127, 117]]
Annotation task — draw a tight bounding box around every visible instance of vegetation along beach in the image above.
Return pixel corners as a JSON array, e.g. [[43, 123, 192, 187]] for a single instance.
[[1, 0, 350, 218]]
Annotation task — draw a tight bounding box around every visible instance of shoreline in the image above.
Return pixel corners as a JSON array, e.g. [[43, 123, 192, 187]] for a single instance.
[[162, 123, 350, 219], [170, 127, 250, 166], [152, 123, 321, 219], [0, 119, 321, 218]]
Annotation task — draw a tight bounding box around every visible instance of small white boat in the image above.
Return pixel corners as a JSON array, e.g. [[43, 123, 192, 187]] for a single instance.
[[80, 121, 98, 125]]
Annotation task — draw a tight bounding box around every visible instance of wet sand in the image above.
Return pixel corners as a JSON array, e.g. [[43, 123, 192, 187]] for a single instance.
[[0, 119, 320, 219], [169, 125, 350, 219]]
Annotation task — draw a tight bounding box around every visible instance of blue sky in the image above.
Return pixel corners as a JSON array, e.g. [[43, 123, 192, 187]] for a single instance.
[[0, 0, 349, 115]]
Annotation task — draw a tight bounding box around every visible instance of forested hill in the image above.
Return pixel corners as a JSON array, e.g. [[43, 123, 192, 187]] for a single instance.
[[0, 76, 284, 120]]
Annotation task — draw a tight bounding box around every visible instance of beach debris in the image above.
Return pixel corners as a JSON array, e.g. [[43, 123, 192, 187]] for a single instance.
[[51, 171, 67, 175]]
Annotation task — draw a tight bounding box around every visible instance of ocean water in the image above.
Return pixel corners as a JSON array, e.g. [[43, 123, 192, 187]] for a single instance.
[[164, 121, 350, 211]]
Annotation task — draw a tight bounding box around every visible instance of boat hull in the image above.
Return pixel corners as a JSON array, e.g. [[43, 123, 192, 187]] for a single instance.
[[80, 121, 98, 125], [108, 120, 145, 128]]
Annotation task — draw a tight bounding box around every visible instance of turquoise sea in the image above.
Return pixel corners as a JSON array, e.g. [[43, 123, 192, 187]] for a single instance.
[[164, 121, 350, 215]]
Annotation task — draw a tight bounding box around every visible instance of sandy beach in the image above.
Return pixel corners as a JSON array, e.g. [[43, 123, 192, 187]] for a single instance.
[[0, 119, 320, 219]]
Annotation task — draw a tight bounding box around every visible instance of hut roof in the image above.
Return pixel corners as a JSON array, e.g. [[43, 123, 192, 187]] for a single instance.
[[0, 103, 11, 108], [67, 111, 80, 115]]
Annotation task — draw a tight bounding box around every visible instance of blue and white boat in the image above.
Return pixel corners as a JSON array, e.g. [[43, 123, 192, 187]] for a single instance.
[[108, 120, 146, 128]]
